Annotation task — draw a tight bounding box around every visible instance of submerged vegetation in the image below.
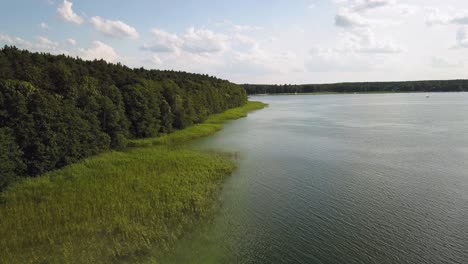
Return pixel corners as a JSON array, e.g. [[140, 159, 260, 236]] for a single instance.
[[0, 46, 247, 190], [0, 101, 266, 263]]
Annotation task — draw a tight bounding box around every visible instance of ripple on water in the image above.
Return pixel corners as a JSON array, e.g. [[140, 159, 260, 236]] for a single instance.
[[169, 93, 468, 264]]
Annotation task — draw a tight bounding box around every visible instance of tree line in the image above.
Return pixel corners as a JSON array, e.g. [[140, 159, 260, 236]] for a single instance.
[[243, 80, 468, 94], [0, 46, 247, 190]]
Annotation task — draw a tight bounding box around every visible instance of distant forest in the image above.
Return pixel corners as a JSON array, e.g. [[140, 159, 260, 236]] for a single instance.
[[243, 80, 468, 95], [0, 46, 247, 189]]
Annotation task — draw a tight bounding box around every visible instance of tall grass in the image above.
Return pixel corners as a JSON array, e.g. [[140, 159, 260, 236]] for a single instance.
[[0, 101, 266, 263]]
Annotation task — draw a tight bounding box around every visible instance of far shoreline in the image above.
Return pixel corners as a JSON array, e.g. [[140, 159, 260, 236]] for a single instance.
[[249, 91, 468, 96]]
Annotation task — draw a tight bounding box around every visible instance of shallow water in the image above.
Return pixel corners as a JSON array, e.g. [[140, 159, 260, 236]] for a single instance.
[[163, 93, 468, 264]]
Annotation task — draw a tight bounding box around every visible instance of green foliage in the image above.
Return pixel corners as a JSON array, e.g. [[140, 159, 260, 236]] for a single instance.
[[0, 46, 247, 189], [0, 128, 25, 190], [130, 101, 267, 147], [0, 101, 265, 263]]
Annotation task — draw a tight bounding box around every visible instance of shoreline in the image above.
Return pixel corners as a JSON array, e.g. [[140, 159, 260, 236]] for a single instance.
[[248, 91, 468, 98], [249, 91, 468, 96], [0, 101, 267, 263]]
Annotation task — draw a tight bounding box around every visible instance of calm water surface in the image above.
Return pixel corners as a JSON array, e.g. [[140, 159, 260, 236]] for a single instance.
[[163, 93, 468, 264]]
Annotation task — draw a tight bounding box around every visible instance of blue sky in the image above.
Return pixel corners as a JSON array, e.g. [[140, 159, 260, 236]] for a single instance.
[[1, 0, 468, 84]]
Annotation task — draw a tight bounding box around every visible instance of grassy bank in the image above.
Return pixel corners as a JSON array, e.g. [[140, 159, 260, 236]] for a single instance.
[[0, 101, 266, 264]]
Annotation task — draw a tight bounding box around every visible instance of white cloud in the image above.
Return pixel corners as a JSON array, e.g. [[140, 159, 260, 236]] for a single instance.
[[0, 34, 64, 53], [426, 8, 452, 26], [340, 28, 403, 53], [451, 12, 468, 25], [334, 0, 402, 28], [37, 36, 59, 49], [335, 8, 371, 28], [142, 27, 228, 55], [454, 27, 468, 48], [57, 0, 84, 24], [150, 54, 163, 65], [332, 0, 403, 57], [67, 38, 76, 45], [142, 28, 181, 53], [352, 0, 395, 13], [181, 27, 228, 54], [139, 26, 301, 79], [0, 34, 32, 48], [40, 22, 49, 29], [425, 8, 468, 49], [426, 8, 468, 26], [90, 16, 139, 39], [78, 41, 119, 62], [303, 27, 402, 74]]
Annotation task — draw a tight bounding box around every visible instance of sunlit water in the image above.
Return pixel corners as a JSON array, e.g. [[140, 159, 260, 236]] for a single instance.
[[162, 93, 468, 264]]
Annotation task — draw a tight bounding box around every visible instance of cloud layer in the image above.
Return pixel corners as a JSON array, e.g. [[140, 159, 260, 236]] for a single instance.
[[2, 0, 468, 83]]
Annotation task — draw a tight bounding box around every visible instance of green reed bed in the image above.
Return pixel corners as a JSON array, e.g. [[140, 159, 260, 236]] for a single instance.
[[0, 101, 266, 264]]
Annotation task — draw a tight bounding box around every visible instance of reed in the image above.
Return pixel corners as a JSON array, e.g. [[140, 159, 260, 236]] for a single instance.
[[0, 101, 266, 263]]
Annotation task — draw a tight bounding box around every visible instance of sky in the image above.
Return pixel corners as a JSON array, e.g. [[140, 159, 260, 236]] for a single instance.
[[1, 0, 468, 84]]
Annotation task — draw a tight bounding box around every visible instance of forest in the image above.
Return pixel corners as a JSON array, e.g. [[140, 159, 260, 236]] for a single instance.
[[243, 80, 468, 94], [0, 46, 247, 190]]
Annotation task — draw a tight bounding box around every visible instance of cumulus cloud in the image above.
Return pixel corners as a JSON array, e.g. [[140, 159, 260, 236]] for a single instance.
[[334, 0, 403, 28], [57, 0, 84, 24], [90, 16, 139, 39], [425, 8, 468, 49], [142, 28, 181, 53], [181, 28, 228, 54], [67, 38, 77, 45], [37, 36, 59, 49], [352, 0, 395, 13], [451, 14, 468, 25], [139, 26, 299, 79], [335, 8, 371, 28], [142, 27, 228, 55], [332, 0, 403, 57], [0, 34, 32, 48], [340, 28, 403, 53], [79, 41, 119, 62], [150, 54, 163, 65], [0, 34, 64, 53], [303, 28, 402, 74], [40, 22, 49, 29], [426, 8, 468, 26]]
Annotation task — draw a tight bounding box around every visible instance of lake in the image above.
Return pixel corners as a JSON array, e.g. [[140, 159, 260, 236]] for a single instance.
[[163, 93, 468, 264]]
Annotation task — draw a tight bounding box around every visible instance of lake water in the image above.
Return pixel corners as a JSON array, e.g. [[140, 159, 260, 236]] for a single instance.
[[163, 93, 468, 264]]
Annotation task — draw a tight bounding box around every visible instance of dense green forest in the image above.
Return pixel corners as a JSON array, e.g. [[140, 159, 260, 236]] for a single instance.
[[0, 46, 247, 190], [243, 80, 468, 95]]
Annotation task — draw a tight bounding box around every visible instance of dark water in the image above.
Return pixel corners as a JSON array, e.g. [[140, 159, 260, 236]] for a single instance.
[[164, 93, 468, 264]]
